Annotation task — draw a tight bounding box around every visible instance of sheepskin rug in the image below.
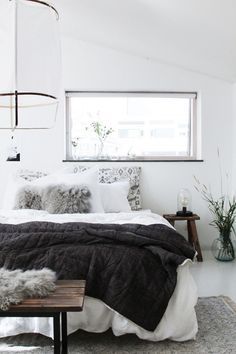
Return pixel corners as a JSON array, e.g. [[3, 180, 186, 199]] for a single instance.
[[0, 268, 56, 311]]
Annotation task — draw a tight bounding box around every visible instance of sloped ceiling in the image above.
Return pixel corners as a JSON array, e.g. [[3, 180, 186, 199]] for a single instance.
[[56, 0, 236, 82]]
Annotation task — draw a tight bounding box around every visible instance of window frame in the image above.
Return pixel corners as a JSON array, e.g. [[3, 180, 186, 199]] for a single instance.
[[65, 91, 198, 161]]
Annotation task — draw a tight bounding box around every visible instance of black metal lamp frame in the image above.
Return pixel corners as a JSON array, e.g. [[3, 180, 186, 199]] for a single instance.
[[26, 0, 59, 18], [0, 0, 59, 129], [0, 91, 58, 129]]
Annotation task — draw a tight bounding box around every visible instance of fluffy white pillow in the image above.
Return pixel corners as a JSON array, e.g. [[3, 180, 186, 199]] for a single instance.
[[61, 171, 104, 213], [99, 180, 131, 213], [34, 167, 104, 213], [2, 169, 48, 209]]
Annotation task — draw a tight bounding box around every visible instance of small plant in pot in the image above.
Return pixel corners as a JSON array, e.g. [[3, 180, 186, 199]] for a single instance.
[[194, 177, 236, 261]]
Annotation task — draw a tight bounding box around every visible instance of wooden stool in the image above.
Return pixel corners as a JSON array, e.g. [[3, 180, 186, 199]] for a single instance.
[[0, 280, 86, 354], [163, 214, 203, 262]]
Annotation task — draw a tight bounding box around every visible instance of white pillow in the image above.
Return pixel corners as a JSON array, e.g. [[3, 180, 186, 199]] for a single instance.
[[3, 174, 27, 209], [99, 181, 131, 213], [4, 167, 104, 213]]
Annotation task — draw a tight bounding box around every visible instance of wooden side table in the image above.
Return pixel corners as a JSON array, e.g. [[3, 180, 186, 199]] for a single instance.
[[163, 214, 203, 262]]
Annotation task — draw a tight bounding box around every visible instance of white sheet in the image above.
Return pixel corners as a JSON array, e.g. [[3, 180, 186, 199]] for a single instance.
[[0, 209, 198, 341]]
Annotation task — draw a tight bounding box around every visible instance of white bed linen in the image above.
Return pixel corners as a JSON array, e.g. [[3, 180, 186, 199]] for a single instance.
[[0, 209, 198, 341]]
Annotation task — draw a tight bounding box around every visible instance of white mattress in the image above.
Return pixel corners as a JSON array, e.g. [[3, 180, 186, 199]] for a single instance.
[[0, 209, 198, 341]]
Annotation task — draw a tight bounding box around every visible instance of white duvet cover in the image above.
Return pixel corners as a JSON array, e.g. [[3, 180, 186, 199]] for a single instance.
[[0, 209, 198, 341]]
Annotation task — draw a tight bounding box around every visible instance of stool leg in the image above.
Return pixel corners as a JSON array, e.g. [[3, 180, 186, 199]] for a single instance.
[[169, 220, 175, 227], [53, 313, 61, 354], [61, 312, 68, 354], [188, 220, 203, 262]]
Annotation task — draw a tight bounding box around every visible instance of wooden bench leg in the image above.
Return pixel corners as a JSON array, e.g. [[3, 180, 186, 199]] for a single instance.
[[187, 220, 203, 262], [53, 313, 61, 354], [61, 312, 68, 354]]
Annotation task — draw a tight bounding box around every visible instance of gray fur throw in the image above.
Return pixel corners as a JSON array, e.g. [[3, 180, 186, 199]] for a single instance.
[[14, 184, 92, 214], [0, 268, 56, 311]]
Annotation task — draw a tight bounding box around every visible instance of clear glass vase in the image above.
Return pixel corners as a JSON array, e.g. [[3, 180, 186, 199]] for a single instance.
[[211, 236, 235, 262], [97, 141, 104, 159]]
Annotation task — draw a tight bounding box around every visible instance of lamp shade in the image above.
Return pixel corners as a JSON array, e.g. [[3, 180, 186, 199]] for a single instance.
[[0, 0, 61, 129], [176, 188, 193, 216]]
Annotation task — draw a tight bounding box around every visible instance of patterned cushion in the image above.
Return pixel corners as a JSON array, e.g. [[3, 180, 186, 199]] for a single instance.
[[73, 166, 142, 210]]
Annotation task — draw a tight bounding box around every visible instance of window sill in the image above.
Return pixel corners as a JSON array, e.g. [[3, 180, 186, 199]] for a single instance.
[[63, 159, 204, 163]]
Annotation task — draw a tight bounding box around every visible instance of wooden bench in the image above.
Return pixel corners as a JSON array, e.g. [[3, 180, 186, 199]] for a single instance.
[[0, 280, 86, 354]]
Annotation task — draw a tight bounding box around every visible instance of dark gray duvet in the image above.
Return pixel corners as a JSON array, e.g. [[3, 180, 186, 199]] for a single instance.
[[0, 221, 195, 331]]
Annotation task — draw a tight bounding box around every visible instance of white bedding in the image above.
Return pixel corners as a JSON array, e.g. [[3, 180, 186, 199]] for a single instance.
[[0, 209, 198, 341]]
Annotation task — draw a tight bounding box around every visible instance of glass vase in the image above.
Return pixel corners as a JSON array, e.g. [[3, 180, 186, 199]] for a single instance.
[[97, 141, 104, 159], [211, 236, 235, 262]]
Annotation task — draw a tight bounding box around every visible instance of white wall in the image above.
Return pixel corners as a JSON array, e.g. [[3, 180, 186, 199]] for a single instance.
[[0, 36, 234, 250]]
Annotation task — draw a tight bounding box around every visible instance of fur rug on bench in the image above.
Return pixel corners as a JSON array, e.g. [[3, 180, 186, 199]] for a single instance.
[[0, 268, 56, 311]]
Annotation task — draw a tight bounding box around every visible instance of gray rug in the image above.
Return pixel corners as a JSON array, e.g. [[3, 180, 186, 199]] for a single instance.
[[0, 296, 236, 353]]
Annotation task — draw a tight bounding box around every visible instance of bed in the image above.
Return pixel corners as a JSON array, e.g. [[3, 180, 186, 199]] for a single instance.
[[0, 167, 198, 342]]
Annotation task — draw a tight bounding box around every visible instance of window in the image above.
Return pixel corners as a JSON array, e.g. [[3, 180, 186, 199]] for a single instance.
[[65, 92, 197, 160]]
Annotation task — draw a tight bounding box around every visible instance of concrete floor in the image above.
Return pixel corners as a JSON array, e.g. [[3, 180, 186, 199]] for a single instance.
[[190, 251, 236, 302]]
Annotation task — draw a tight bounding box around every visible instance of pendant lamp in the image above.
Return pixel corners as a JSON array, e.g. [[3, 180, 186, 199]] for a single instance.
[[0, 0, 61, 129]]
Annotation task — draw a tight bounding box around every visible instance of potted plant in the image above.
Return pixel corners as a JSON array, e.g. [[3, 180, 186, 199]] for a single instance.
[[194, 177, 236, 261]]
